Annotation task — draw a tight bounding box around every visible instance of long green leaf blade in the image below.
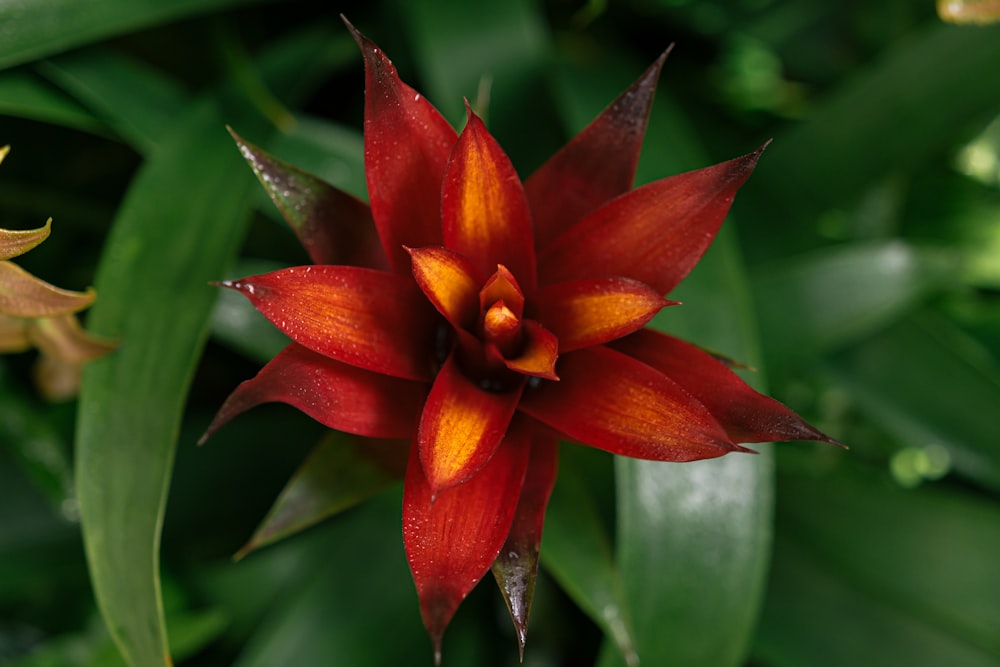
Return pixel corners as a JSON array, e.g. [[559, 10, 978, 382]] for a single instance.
[[74, 25, 362, 667], [75, 98, 257, 667]]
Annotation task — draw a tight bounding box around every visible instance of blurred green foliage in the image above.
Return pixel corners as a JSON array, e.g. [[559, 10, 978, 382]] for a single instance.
[[1, 0, 998, 665]]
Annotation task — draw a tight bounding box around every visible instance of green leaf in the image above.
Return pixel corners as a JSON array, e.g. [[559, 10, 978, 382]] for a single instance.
[[231, 493, 433, 667], [75, 95, 258, 667], [828, 312, 1000, 491], [752, 240, 957, 365], [754, 459, 1000, 666], [744, 22, 1000, 259], [0, 0, 272, 70], [235, 432, 406, 559], [39, 50, 189, 155], [0, 70, 105, 132], [541, 446, 638, 666], [74, 26, 362, 667]]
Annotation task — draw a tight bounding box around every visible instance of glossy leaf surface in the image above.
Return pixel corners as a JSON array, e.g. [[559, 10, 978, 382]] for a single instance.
[[0, 0, 270, 69], [76, 97, 258, 667]]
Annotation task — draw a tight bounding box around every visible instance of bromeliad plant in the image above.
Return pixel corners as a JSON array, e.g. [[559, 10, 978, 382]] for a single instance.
[[203, 20, 838, 662], [0, 146, 114, 400]]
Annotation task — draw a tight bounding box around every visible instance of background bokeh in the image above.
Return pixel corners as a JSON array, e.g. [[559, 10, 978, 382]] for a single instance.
[[1, 1, 998, 665]]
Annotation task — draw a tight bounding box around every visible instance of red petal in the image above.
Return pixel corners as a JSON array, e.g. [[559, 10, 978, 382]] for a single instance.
[[525, 51, 668, 249], [199, 342, 424, 441], [442, 107, 535, 286], [519, 346, 744, 461], [222, 266, 434, 381], [501, 320, 559, 380], [492, 436, 559, 657], [418, 353, 524, 492], [539, 145, 768, 294], [229, 129, 386, 269], [408, 246, 483, 330], [346, 20, 457, 273], [531, 276, 675, 352], [611, 329, 841, 445], [403, 424, 532, 659]]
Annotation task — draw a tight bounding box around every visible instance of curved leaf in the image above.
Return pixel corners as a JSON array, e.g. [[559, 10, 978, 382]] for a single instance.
[[235, 432, 407, 559], [76, 96, 258, 667], [745, 22, 1000, 259], [755, 459, 1000, 666], [752, 240, 957, 365], [0, 0, 271, 70], [72, 26, 349, 665]]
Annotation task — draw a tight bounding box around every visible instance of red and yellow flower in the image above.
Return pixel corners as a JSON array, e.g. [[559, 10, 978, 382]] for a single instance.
[[204, 21, 837, 660]]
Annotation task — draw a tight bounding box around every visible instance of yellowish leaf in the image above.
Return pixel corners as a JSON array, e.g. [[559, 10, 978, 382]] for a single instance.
[[0, 261, 96, 317]]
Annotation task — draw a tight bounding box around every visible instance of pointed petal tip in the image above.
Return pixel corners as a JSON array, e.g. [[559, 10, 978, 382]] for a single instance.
[[340, 13, 360, 40], [647, 45, 671, 78], [823, 433, 849, 450], [738, 140, 771, 173]]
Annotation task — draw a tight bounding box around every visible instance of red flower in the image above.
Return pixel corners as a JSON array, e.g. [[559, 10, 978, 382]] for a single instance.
[[204, 20, 837, 662]]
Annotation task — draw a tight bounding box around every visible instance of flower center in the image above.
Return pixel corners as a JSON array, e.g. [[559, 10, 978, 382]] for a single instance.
[[482, 300, 520, 357], [409, 248, 560, 390], [453, 263, 557, 390]]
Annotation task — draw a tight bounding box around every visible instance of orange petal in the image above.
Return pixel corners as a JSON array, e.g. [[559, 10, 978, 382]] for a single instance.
[[519, 346, 745, 461], [418, 353, 524, 492], [221, 265, 435, 381], [531, 276, 675, 352], [540, 145, 767, 295], [403, 422, 531, 661], [1, 218, 51, 260], [525, 52, 667, 249], [480, 265, 524, 318], [345, 19, 457, 273], [0, 261, 96, 317], [501, 320, 559, 380], [442, 107, 535, 286], [200, 342, 425, 442], [408, 246, 483, 330]]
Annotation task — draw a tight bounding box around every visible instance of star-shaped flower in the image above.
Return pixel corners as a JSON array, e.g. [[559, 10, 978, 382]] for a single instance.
[[204, 21, 838, 662]]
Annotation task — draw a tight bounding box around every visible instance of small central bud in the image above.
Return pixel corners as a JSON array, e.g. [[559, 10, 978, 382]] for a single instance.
[[482, 300, 521, 357]]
